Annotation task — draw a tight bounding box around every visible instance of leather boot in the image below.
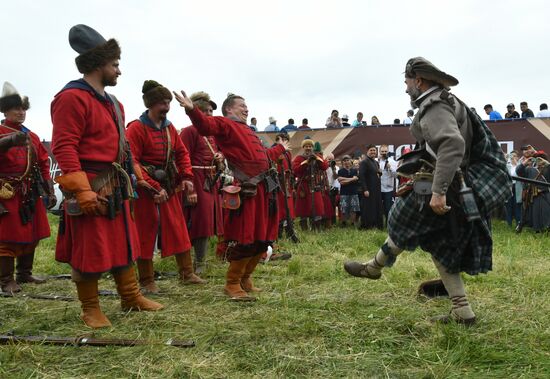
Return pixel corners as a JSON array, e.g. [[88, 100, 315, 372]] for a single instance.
[[16, 252, 46, 284], [175, 252, 207, 284], [136, 259, 160, 294], [240, 254, 263, 293], [299, 218, 309, 231], [0, 256, 21, 293], [75, 279, 112, 328], [192, 238, 208, 275], [224, 257, 255, 301], [113, 266, 164, 311]]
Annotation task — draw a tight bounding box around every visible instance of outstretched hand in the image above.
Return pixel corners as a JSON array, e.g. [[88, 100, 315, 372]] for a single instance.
[[173, 90, 194, 111]]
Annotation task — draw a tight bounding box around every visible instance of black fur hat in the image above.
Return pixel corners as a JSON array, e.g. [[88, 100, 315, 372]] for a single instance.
[[142, 80, 172, 108], [69, 25, 121, 74], [0, 82, 30, 113]]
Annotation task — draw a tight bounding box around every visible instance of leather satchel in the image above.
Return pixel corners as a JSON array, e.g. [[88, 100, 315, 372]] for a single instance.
[[221, 185, 241, 210]]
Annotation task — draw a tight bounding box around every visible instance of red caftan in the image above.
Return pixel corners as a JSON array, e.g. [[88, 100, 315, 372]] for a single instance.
[[126, 114, 193, 259], [186, 107, 285, 245], [51, 80, 140, 274], [276, 150, 295, 223], [321, 171, 335, 219], [0, 120, 51, 249], [179, 125, 223, 240], [293, 154, 328, 218]]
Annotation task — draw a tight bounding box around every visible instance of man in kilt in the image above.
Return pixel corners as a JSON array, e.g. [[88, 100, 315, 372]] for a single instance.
[[345, 57, 511, 324]]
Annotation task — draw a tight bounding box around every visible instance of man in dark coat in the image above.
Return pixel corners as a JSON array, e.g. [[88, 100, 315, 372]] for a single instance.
[[345, 57, 511, 325], [358, 144, 383, 229], [515, 151, 550, 232]]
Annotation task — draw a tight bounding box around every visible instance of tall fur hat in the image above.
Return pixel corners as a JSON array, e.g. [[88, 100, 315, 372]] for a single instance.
[[142, 80, 172, 108], [189, 91, 217, 112], [405, 57, 459, 89], [301, 137, 314, 148], [0, 82, 30, 113], [69, 24, 121, 74]]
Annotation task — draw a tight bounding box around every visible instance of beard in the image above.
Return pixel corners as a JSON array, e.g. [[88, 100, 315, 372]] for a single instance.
[[407, 85, 422, 102], [102, 76, 117, 87]]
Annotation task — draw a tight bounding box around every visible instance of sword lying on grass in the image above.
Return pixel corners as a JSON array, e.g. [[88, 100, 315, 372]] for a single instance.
[[0, 334, 194, 348]]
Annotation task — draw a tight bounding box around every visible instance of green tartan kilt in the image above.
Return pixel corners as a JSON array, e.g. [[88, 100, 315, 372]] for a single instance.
[[387, 191, 493, 275], [386, 100, 512, 275]]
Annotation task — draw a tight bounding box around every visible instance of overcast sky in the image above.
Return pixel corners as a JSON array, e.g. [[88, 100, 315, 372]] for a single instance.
[[2, 0, 549, 139]]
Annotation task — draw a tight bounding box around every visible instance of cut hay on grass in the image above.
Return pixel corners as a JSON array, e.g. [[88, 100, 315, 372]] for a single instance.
[[0, 215, 549, 378]]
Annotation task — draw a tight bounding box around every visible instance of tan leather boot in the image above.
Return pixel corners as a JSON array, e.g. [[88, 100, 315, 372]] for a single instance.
[[224, 258, 255, 301], [240, 254, 263, 293], [0, 256, 21, 293], [136, 259, 160, 294], [75, 279, 112, 329], [175, 252, 206, 284], [113, 266, 164, 311], [16, 252, 46, 284]]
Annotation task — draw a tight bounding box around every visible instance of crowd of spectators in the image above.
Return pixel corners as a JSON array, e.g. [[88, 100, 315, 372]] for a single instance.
[[252, 101, 550, 131]]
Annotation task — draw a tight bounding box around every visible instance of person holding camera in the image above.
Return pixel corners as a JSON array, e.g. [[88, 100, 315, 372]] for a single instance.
[[378, 144, 397, 225]]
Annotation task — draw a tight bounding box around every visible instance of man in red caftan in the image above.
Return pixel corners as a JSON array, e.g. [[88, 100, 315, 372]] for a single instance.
[[180, 91, 224, 275], [174, 91, 289, 301], [275, 133, 296, 237], [314, 143, 335, 228], [293, 138, 329, 231], [51, 24, 162, 329], [126, 80, 205, 294], [0, 82, 56, 293]]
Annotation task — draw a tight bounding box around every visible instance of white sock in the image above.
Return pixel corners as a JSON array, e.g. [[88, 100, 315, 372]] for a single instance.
[[432, 257, 475, 320], [366, 237, 404, 273]]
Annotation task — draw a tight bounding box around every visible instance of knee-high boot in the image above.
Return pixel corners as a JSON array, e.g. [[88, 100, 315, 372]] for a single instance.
[[0, 256, 21, 293], [75, 279, 112, 328], [136, 259, 160, 294], [192, 237, 208, 275], [175, 251, 207, 284], [240, 254, 263, 293], [113, 266, 164, 311], [224, 257, 255, 301], [16, 252, 46, 284]]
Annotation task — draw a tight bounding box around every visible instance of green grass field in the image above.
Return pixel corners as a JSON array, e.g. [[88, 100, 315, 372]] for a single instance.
[[1, 215, 549, 378]]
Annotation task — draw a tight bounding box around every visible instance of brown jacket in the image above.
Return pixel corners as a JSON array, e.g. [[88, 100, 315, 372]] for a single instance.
[[410, 87, 473, 194]]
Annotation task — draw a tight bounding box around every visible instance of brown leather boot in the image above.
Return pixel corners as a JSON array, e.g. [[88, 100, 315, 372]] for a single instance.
[[175, 252, 207, 284], [75, 279, 112, 328], [224, 258, 255, 301], [0, 256, 21, 293], [16, 252, 46, 284], [113, 266, 164, 311], [136, 259, 160, 294], [241, 254, 263, 293]]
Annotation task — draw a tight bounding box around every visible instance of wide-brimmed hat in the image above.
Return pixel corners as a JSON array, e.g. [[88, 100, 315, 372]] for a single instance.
[[405, 57, 459, 88]]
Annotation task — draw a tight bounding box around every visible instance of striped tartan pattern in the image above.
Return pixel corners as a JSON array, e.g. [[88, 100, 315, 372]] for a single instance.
[[387, 103, 511, 275]]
